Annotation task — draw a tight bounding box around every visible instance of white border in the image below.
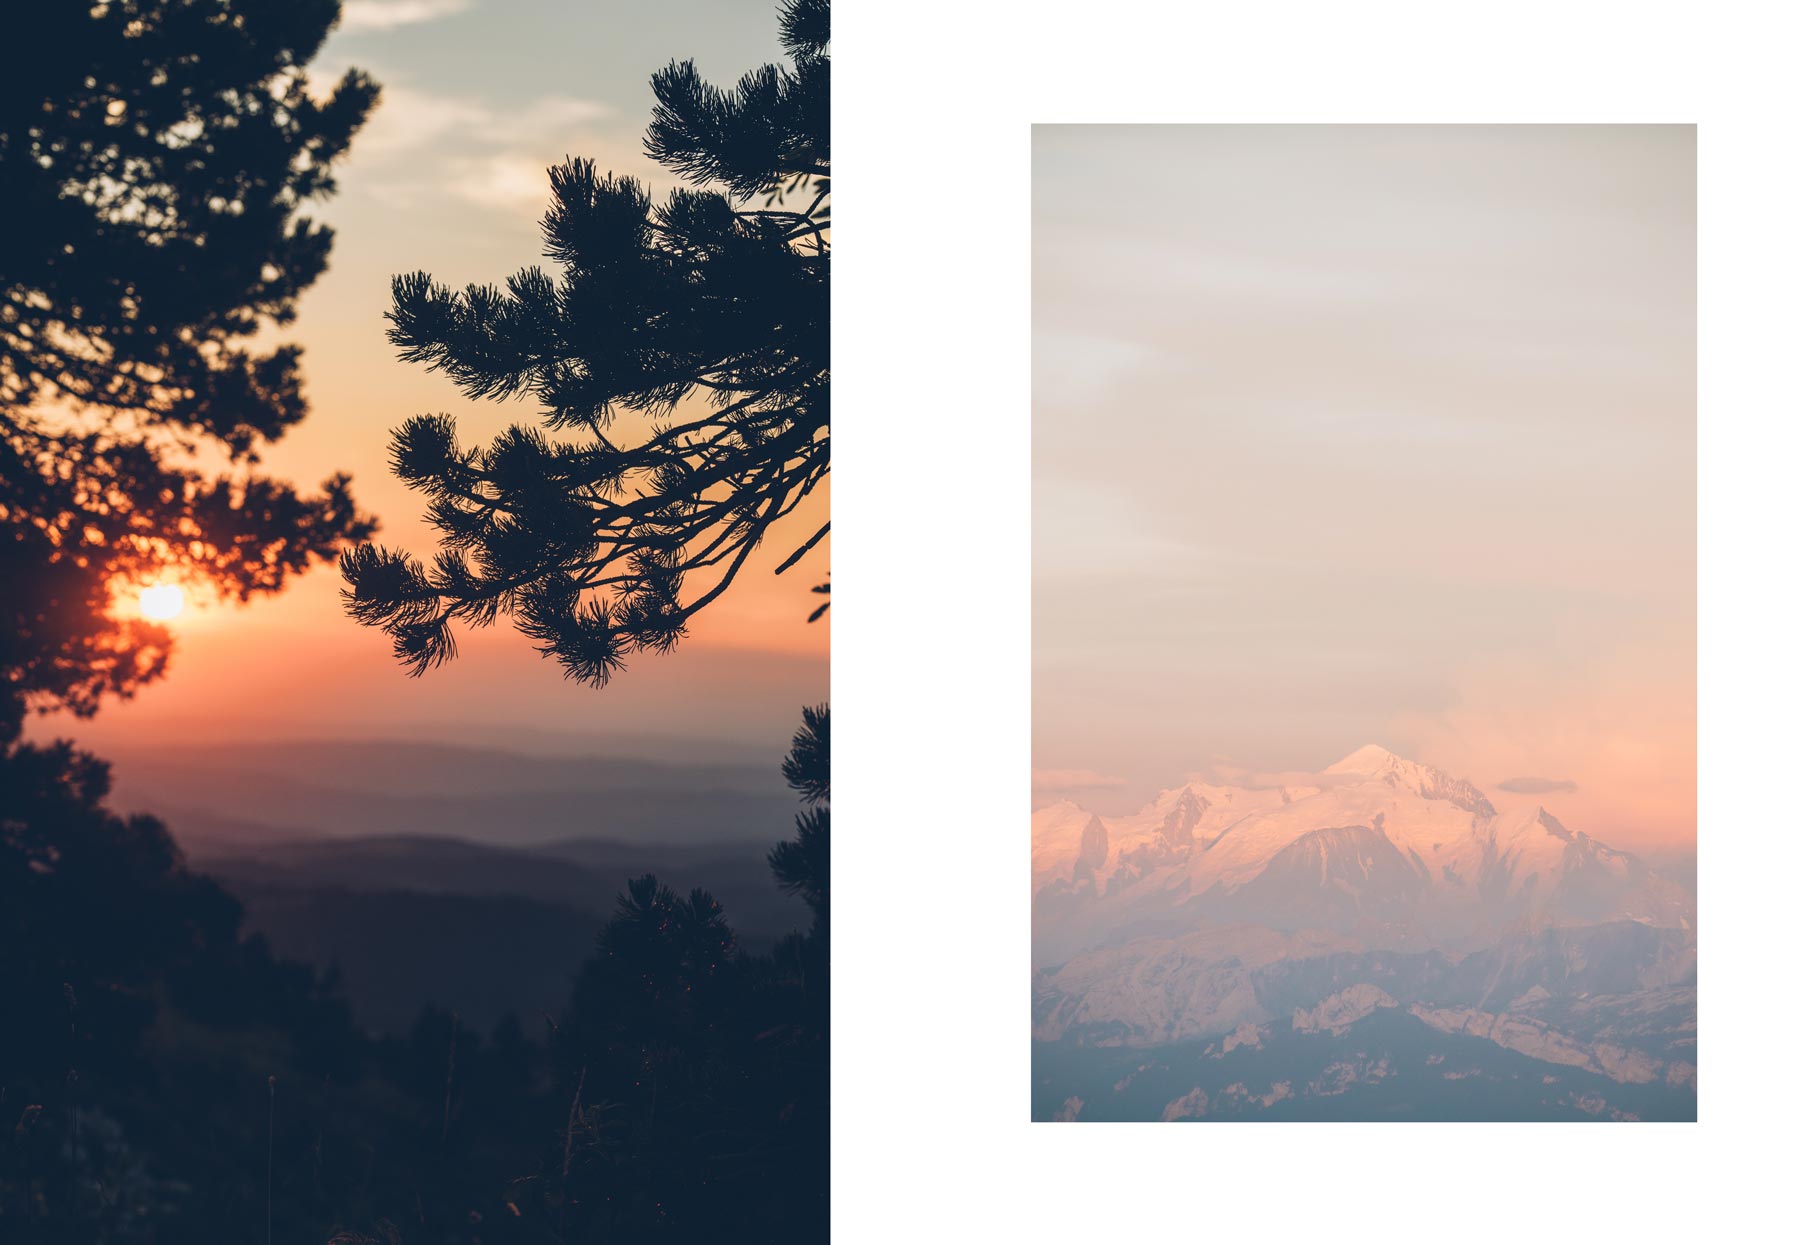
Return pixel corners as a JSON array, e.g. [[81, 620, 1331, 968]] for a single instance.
[[836, 1, 1798, 1237]]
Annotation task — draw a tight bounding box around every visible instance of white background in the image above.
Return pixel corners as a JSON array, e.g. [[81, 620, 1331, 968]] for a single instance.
[[833, 1, 1798, 1238]]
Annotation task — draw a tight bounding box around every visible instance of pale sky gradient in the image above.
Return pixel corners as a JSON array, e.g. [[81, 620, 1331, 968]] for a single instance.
[[1033, 125, 1694, 849], [33, 1, 827, 763]]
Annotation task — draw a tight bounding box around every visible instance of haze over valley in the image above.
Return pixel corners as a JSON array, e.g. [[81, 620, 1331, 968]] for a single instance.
[[87, 736, 806, 1032]]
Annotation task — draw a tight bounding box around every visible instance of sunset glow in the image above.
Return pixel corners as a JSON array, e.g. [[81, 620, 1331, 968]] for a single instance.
[[30, 3, 826, 759], [1033, 125, 1695, 853], [137, 583, 185, 621]]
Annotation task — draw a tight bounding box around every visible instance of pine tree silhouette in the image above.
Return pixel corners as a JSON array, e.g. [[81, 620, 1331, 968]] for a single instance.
[[1, 6, 382, 1232], [770, 704, 829, 939], [532, 703, 830, 1242], [342, 0, 829, 685], [0, 0, 378, 739]]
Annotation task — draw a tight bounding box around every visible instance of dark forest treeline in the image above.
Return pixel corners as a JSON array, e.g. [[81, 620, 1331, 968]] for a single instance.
[[1, 708, 828, 1242]]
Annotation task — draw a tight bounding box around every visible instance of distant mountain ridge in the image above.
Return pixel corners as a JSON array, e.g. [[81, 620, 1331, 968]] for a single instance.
[[1031, 746, 1697, 1120], [1033, 745, 1691, 964], [143, 739, 811, 1036], [192, 833, 786, 917], [198, 832, 806, 1034], [104, 738, 795, 850]]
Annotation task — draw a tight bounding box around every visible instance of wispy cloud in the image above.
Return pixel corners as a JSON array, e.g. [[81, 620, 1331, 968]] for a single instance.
[[1033, 769, 1127, 793], [355, 87, 618, 160], [1034, 330, 1160, 407], [353, 85, 489, 159], [341, 0, 473, 33], [443, 153, 563, 213], [1033, 477, 1208, 582], [501, 96, 617, 135], [1496, 776, 1580, 795], [347, 82, 630, 215], [1188, 762, 1358, 793]]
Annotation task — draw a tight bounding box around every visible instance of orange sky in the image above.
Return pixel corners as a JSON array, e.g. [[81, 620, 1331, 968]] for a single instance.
[[32, 1, 827, 762], [1033, 126, 1693, 851]]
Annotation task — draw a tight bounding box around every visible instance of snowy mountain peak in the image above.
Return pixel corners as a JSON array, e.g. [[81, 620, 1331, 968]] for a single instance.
[[1322, 744, 1496, 817], [1324, 744, 1406, 775], [1033, 746, 1695, 983]]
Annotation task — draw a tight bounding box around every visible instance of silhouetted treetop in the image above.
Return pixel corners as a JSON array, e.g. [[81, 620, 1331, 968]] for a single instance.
[[646, 0, 829, 195], [0, 433, 368, 738], [2, 0, 376, 446], [0, 0, 377, 736], [541, 704, 829, 1239], [770, 703, 828, 936], [782, 703, 829, 804], [344, 0, 828, 686]]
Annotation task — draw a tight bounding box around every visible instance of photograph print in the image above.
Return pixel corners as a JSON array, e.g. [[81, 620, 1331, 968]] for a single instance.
[[1032, 124, 1696, 1123], [2, 0, 827, 1239]]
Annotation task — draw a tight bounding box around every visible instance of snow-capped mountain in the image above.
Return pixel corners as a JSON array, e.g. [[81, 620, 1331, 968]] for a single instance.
[[1323, 744, 1495, 816], [1031, 746, 1696, 1119], [1033, 745, 1692, 964]]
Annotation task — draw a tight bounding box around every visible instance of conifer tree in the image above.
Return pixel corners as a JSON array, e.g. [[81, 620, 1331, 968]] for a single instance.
[[342, 0, 829, 685], [0, 0, 378, 739], [770, 702, 829, 939], [537, 700, 831, 1241]]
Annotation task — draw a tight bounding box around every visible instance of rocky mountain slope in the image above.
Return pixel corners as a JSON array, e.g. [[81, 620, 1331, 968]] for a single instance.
[[1031, 747, 1696, 1119]]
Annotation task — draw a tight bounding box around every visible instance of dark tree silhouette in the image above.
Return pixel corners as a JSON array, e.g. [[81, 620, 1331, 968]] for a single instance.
[[771, 703, 829, 938], [520, 703, 830, 1242], [0, 742, 231, 1086], [0, 740, 368, 1238], [0, 7, 382, 1232], [342, 0, 829, 685], [0, 0, 377, 739]]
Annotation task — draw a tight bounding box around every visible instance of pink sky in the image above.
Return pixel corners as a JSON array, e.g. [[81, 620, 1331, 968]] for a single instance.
[[1033, 126, 1693, 850]]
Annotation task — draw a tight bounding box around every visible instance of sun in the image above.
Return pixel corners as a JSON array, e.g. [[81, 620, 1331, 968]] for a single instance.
[[138, 583, 185, 621]]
